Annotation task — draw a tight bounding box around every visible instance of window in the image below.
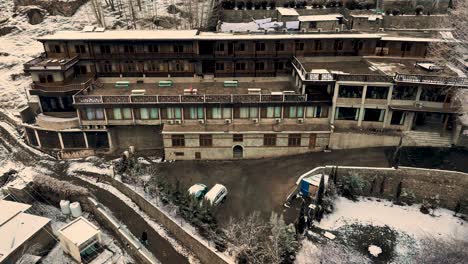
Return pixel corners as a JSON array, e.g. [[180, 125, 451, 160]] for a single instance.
[[199, 134, 213, 147], [52, 45, 61, 53], [363, 109, 385, 122], [172, 135, 185, 147], [392, 86, 417, 100], [309, 134, 316, 148], [261, 106, 281, 118], [111, 108, 132, 120], [233, 134, 243, 142], [83, 108, 104, 120], [164, 107, 182, 119], [139, 108, 159, 119], [215, 63, 224, 71], [334, 40, 343, 50], [354, 40, 364, 50], [103, 61, 112, 72], [335, 107, 360, 121], [366, 86, 389, 99], [255, 42, 266, 52], [314, 40, 322, 51], [306, 106, 328, 118], [288, 134, 301, 146], [147, 62, 160, 72], [285, 106, 304, 118], [209, 107, 232, 119], [401, 42, 413, 52], [390, 111, 406, 125], [420, 87, 446, 102], [123, 61, 136, 72], [235, 62, 246, 71], [234, 107, 258, 119], [275, 61, 285, 70], [173, 45, 184, 53], [295, 42, 304, 51], [185, 106, 204, 119], [216, 43, 225, 52], [123, 45, 135, 53], [263, 134, 277, 146], [275, 42, 285, 51], [236, 43, 245, 52], [74, 45, 86, 54], [148, 45, 159, 53], [338, 85, 363, 98], [308, 22, 317, 29], [255, 62, 265, 71], [100, 45, 111, 54]]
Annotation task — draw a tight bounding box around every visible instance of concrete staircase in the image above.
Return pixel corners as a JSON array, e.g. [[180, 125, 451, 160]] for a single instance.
[[403, 131, 452, 147]]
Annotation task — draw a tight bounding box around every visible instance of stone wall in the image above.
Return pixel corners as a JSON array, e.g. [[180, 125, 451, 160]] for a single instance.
[[382, 15, 448, 29], [325, 166, 468, 213], [105, 177, 233, 264], [14, 0, 87, 16]]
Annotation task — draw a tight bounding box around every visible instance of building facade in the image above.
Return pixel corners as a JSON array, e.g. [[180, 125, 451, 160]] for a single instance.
[[21, 29, 467, 160]]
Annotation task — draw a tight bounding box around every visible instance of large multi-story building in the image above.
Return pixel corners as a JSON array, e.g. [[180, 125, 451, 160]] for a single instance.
[[21, 28, 467, 160]]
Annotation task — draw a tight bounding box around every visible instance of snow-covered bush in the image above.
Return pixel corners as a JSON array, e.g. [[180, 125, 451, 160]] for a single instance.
[[340, 175, 366, 200], [32, 174, 89, 198]]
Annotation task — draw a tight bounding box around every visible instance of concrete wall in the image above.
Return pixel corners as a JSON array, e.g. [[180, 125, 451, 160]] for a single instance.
[[163, 132, 330, 160], [334, 166, 468, 213], [381, 0, 450, 14], [330, 132, 401, 149], [382, 15, 448, 29], [109, 125, 163, 152]]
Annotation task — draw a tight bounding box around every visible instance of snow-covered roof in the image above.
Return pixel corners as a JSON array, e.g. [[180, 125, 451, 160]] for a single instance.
[[198, 32, 380, 40], [58, 216, 100, 245], [37, 30, 199, 41], [302, 174, 329, 187], [0, 201, 51, 262], [298, 14, 342, 22], [352, 14, 383, 21], [276, 8, 299, 16]]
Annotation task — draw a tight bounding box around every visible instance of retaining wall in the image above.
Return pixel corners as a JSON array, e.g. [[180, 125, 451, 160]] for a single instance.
[[104, 177, 233, 264], [296, 165, 468, 214]]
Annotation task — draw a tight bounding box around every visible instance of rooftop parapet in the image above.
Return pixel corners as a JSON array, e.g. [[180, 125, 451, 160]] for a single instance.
[[23, 53, 79, 72]]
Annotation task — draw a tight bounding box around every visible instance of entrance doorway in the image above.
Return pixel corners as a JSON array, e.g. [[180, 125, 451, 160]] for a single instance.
[[233, 145, 243, 159], [413, 112, 452, 132]]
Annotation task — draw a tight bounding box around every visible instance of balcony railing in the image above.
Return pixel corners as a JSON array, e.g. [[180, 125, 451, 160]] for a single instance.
[[24, 53, 79, 71], [73, 93, 308, 105], [336, 74, 393, 83], [93, 52, 195, 59], [394, 74, 468, 87], [31, 77, 95, 93]]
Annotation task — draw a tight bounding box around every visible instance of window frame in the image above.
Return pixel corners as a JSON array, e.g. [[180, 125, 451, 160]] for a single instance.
[[263, 134, 277, 146]]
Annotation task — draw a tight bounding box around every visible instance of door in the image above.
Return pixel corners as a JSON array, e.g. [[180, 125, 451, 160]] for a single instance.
[[233, 145, 243, 159], [309, 134, 317, 149], [228, 43, 234, 55], [202, 60, 215, 74], [300, 180, 309, 196]]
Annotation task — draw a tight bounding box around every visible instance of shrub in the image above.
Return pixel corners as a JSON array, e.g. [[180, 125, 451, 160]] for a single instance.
[[341, 175, 366, 200], [32, 174, 89, 199]]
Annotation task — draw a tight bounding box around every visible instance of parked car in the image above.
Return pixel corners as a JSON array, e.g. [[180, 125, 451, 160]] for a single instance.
[[204, 184, 228, 206], [188, 183, 208, 200]]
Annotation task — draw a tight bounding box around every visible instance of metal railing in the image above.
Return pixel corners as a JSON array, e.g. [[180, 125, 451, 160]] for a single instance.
[[31, 77, 95, 92], [74, 93, 308, 104], [24, 53, 79, 71], [394, 74, 468, 87]]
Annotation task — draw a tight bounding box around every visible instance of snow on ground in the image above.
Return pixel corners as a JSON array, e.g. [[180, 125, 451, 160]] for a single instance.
[[318, 196, 468, 240], [67, 161, 112, 176], [0, 0, 207, 117], [74, 173, 202, 264]]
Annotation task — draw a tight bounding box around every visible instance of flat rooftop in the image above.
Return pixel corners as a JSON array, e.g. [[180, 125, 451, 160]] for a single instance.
[[0, 200, 51, 262], [58, 216, 100, 245], [297, 56, 462, 77], [88, 79, 298, 96], [298, 14, 342, 22], [297, 57, 380, 75], [366, 57, 461, 77]]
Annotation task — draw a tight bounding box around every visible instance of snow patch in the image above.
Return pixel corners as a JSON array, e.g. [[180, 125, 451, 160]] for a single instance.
[[368, 245, 382, 257]]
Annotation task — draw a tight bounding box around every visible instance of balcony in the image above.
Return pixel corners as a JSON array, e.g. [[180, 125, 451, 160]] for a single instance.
[[24, 53, 79, 72], [29, 75, 95, 95], [394, 74, 468, 87], [93, 52, 195, 59], [36, 112, 79, 130]]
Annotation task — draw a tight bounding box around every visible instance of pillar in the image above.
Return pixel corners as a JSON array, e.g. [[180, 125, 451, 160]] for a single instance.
[[34, 129, 42, 148], [58, 132, 65, 149], [330, 82, 340, 124], [83, 132, 89, 148], [357, 85, 367, 127], [107, 131, 113, 149]]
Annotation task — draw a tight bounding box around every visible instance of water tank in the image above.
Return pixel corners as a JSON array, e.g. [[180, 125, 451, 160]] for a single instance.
[[60, 200, 70, 215], [70, 202, 83, 218]]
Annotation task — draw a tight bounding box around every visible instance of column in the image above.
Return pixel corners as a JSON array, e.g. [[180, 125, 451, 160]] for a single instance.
[[330, 83, 340, 125], [34, 129, 42, 148], [58, 132, 65, 149], [357, 85, 367, 127], [107, 132, 113, 149], [83, 132, 89, 148], [383, 85, 394, 128], [415, 85, 422, 102]]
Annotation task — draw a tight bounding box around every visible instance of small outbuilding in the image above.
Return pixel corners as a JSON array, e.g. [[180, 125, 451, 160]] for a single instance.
[[58, 216, 102, 263], [276, 8, 299, 22], [298, 14, 343, 32], [299, 174, 329, 198]]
